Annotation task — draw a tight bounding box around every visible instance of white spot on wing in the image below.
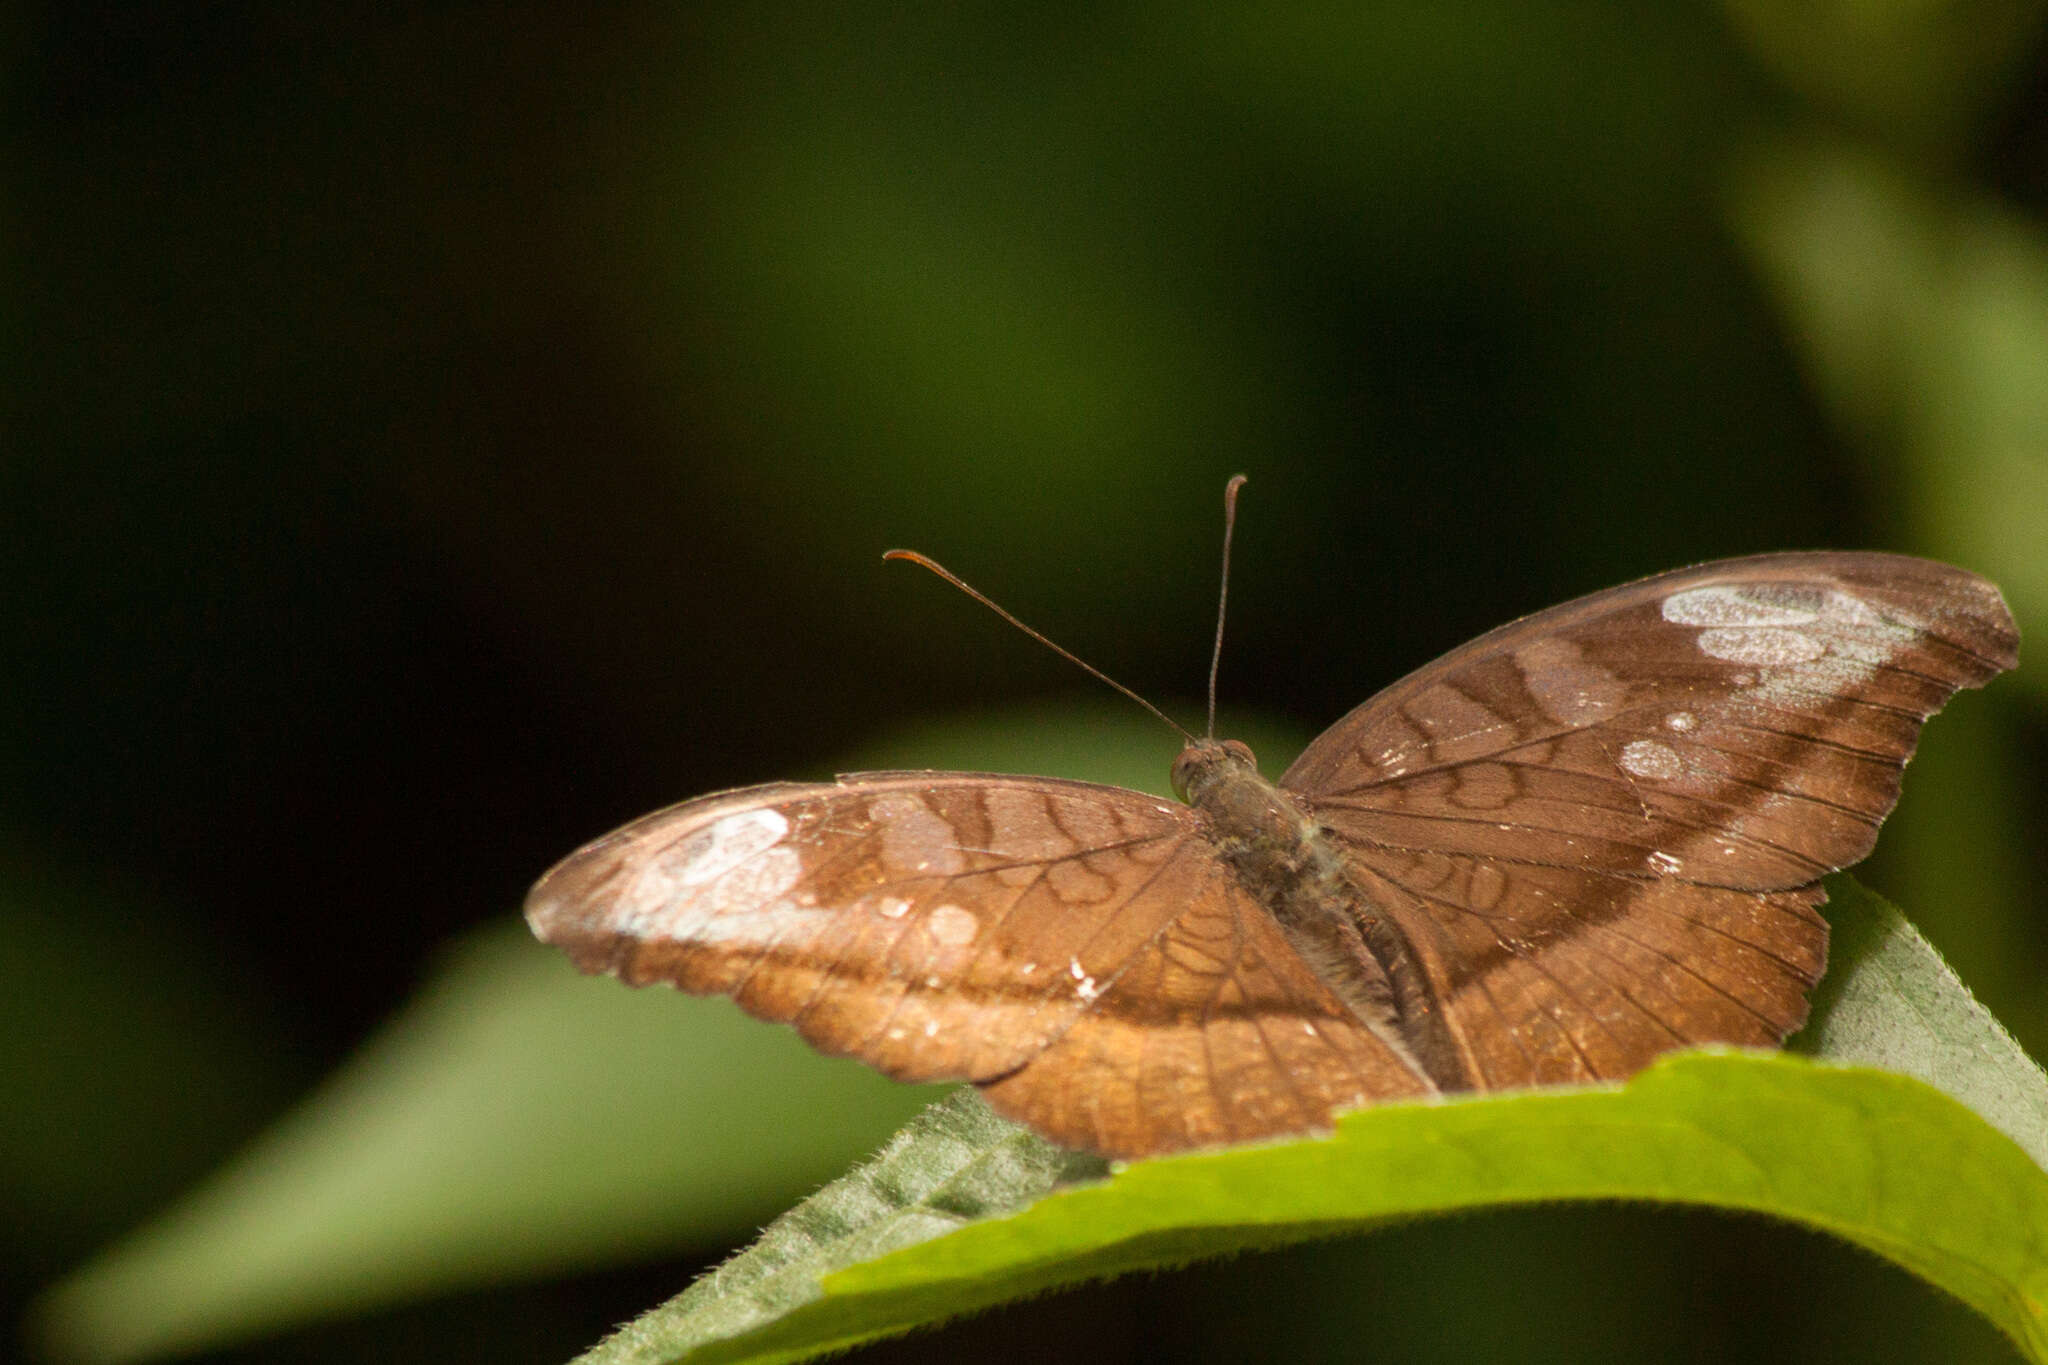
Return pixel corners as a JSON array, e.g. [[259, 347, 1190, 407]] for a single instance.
[[1647, 850, 1683, 876], [1619, 739, 1683, 780], [1825, 591, 1887, 627], [876, 896, 912, 919], [1665, 711, 1697, 732], [926, 903, 980, 946]]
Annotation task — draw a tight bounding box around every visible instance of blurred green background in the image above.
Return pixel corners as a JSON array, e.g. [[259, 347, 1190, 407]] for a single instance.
[[8, 2, 2048, 1362]]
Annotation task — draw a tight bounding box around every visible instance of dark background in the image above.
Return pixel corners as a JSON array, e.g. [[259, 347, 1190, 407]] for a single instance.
[[9, 3, 2048, 1362]]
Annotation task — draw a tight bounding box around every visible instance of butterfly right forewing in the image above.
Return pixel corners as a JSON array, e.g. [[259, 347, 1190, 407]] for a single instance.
[[1282, 551, 2017, 1090]]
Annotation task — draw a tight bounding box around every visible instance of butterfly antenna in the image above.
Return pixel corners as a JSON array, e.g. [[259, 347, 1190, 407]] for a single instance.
[[884, 549, 1195, 743], [1206, 474, 1247, 739]]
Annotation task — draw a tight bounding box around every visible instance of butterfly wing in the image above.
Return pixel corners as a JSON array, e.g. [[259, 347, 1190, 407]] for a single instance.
[[527, 771, 1431, 1157], [1280, 551, 2018, 1089]]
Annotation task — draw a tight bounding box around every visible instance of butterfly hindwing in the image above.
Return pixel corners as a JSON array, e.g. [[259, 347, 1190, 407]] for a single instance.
[[977, 855, 1434, 1155], [1347, 855, 1826, 1087]]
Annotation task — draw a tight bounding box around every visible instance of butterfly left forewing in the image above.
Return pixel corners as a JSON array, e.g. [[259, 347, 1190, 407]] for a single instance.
[[527, 770, 1434, 1155], [1281, 551, 2016, 1088], [527, 773, 1200, 1085]]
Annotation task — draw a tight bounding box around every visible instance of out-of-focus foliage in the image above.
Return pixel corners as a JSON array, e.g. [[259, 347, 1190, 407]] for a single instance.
[[31, 930, 949, 1365], [1719, 0, 2046, 152], [9, 2, 2046, 1363]]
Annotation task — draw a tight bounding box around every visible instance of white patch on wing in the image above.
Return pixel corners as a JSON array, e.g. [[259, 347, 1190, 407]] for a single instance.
[[709, 846, 802, 907], [1647, 850, 1683, 877], [675, 809, 790, 887], [1665, 584, 1920, 709], [620, 836, 810, 944], [1619, 739, 1683, 780], [1823, 590, 1887, 628], [1662, 586, 1820, 627], [1664, 711, 1697, 732], [1747, 590, 1919, 708], [1697, 627, 1825, 666]]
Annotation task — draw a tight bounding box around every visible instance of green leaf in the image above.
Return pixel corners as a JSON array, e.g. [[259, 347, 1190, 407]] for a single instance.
[[568, 878, 2048, 1365], [1792, 879, 2048, 1170], [583, 1092, 1103, 1365]]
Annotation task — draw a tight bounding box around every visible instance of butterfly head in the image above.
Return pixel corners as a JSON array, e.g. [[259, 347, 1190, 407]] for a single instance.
[[1171, 737, 1258, 804]]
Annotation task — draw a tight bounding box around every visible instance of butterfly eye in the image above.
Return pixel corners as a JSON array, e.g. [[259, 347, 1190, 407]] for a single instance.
[[1169, 750, 1200, 800], [1221, 739, 1257, 767]]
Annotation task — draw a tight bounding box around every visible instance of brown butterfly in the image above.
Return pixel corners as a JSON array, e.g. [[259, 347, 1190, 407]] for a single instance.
[[527, 539, 2016, 1159]]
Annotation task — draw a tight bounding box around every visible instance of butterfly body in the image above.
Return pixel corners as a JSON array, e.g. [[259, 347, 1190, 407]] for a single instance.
[[1175, 736, 1455, 1087], [1173, 739, 1330, 912], [529, 551, 2017, 1158]]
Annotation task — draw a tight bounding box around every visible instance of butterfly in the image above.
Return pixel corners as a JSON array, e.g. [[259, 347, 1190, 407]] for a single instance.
[[526, 547, 2016, 1158]]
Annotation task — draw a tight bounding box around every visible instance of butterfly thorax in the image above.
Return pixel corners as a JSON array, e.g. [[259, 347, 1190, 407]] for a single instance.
[[1172, 739, 1440, 1077], [1172, 741, 1332, 900]]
